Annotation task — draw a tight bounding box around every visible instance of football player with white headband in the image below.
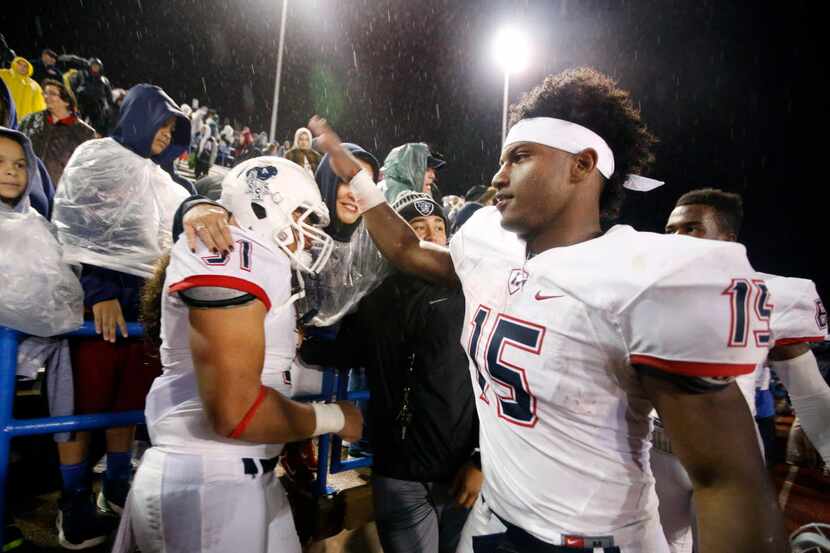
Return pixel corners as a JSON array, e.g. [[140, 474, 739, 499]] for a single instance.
[[306, 68, 785, 553], [112, 157, 363, 553]]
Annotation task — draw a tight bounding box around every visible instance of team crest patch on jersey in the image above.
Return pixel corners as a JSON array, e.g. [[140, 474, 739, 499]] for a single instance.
[[817, 299, 828, 330], [245, 165, 279, 201], [414, 200, 435, 216], [507, 268, 528, 295]]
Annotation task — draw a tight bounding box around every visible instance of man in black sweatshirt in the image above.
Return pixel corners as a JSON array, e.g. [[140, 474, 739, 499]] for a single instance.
[[301, 190, 482, 553]]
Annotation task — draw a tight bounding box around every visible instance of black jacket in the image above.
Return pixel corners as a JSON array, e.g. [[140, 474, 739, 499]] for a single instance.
[[301, 272, 478, 483], [29, 59, 63, 84]]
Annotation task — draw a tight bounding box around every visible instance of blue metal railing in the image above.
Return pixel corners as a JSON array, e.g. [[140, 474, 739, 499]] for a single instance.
[[1, 322, 371, 545]]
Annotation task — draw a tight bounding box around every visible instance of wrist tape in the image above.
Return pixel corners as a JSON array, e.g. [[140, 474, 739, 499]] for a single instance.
[[350, 169, 386, 213], [312, 402, 346, 436]]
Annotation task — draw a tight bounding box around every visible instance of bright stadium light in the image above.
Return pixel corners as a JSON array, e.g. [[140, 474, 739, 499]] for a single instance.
[[492, 27, 530, 145], [493, 27, 530, 74]]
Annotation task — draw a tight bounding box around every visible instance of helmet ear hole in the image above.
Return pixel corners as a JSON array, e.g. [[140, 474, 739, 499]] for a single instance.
[[251, 203, 267, 220]]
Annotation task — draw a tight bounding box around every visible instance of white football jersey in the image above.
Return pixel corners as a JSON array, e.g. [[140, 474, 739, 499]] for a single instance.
[[449, 207, 770, 549], [144, 226, 295, 459], [735, 274, 828, 414], [763, 274, 828, 347]]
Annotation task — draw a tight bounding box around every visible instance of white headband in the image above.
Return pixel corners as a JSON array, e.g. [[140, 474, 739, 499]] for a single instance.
[[503, 117, 664, 192]]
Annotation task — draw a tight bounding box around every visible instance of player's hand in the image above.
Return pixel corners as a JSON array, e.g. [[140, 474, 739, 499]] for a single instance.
[[308, 116, 362, 182], [92, 298, 127, 343], [335, 401, 363, 443], [450, 461, 483, 509], [183, 203, 233, 255]]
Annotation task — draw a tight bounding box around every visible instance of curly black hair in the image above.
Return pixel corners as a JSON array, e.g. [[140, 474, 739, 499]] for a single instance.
[[676, 187, 744, 236], [509, 67, 656, 221], [139, 253, 170, 350]]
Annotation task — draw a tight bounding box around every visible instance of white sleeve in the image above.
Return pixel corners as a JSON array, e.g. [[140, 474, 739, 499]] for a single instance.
[[771, 351, 830, 462], [448, 206, 499, 281], [621, 244, 769, 379], [769, 278, 828, 347], [448, 226, 469, 277]]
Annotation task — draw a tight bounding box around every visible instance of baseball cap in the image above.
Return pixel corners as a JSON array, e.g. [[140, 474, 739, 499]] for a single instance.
[[426, 147, 446, 170]]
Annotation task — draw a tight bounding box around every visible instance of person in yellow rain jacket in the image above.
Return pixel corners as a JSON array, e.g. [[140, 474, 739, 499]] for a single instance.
[[0, 57, 46, 124]]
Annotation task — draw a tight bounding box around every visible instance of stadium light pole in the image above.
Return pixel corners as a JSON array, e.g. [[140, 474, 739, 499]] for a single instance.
[[269, 0, 289, 144], [492, 27, 530, 146]]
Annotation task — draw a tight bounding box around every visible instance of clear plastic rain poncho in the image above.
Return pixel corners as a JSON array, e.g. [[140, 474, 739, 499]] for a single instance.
[[52, 138, 188, 278], [0, 209, 83, 336], [298, 221, 392, 327]]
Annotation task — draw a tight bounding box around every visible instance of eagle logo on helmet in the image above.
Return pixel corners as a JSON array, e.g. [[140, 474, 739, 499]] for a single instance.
[[414, 200, 435, 217], [244, 165, 279, 201]]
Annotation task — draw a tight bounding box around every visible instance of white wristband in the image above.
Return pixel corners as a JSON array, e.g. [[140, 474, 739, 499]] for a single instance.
[[350, 169, 386, 213], [311, 402, 346, 436]]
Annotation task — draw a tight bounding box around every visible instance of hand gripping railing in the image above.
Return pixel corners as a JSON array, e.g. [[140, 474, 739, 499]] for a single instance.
[[0, 322, 371, 546]]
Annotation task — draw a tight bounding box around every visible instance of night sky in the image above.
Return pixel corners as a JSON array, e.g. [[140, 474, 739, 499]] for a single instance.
[[5, 0, 827, 296]]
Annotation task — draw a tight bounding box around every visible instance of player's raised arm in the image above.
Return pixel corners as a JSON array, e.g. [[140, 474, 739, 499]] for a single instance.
[[308, 116, 459, 288]]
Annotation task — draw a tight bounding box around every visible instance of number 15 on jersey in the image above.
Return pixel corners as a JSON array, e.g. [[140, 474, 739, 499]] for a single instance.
[[467, 305, 546, 428]]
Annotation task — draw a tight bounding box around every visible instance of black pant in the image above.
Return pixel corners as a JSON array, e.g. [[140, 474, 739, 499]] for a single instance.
[[372, 475, 470, 553], [756, 415, 778, 466], [194, 159, 211, 179], [471, 514, 621, 553]]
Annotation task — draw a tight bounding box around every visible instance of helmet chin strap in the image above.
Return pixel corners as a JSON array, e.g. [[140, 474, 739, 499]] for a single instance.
[[270, 267, 307, 314]]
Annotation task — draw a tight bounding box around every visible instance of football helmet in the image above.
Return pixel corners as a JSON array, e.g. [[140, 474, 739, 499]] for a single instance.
[[221, 156, 333, 275], [791, 523, 830, 553]]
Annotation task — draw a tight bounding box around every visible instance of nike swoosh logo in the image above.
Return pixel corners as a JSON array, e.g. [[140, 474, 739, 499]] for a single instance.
[[534, 291, 564, 301]]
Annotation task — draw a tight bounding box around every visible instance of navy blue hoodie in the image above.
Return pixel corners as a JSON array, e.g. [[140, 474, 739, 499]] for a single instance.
[[112, 84, 194, 194], [83, 84, 192, 320], [1, 77, 55, 218], [315, 143, 379, 242]]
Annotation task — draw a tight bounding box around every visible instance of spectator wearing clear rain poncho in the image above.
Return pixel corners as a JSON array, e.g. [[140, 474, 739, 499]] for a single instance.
[[1, 72, 56, 218], [50, 83, 192, 546], [0, 126, 86, 550]]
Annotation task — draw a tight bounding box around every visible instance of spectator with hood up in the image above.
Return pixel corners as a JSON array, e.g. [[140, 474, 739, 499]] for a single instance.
[[67, 57, 112, 134], [379, 142, 445, 203], [0, 56, 46, 124], [1, 75, 55, 218], [316, 142, 380, 242], [51, 84, 191, 548], [285, 126, 321, 176], [0, 126, 85, 553]]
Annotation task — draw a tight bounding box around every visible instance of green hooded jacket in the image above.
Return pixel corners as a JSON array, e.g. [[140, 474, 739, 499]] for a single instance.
[[380, 142, 429, 203]]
